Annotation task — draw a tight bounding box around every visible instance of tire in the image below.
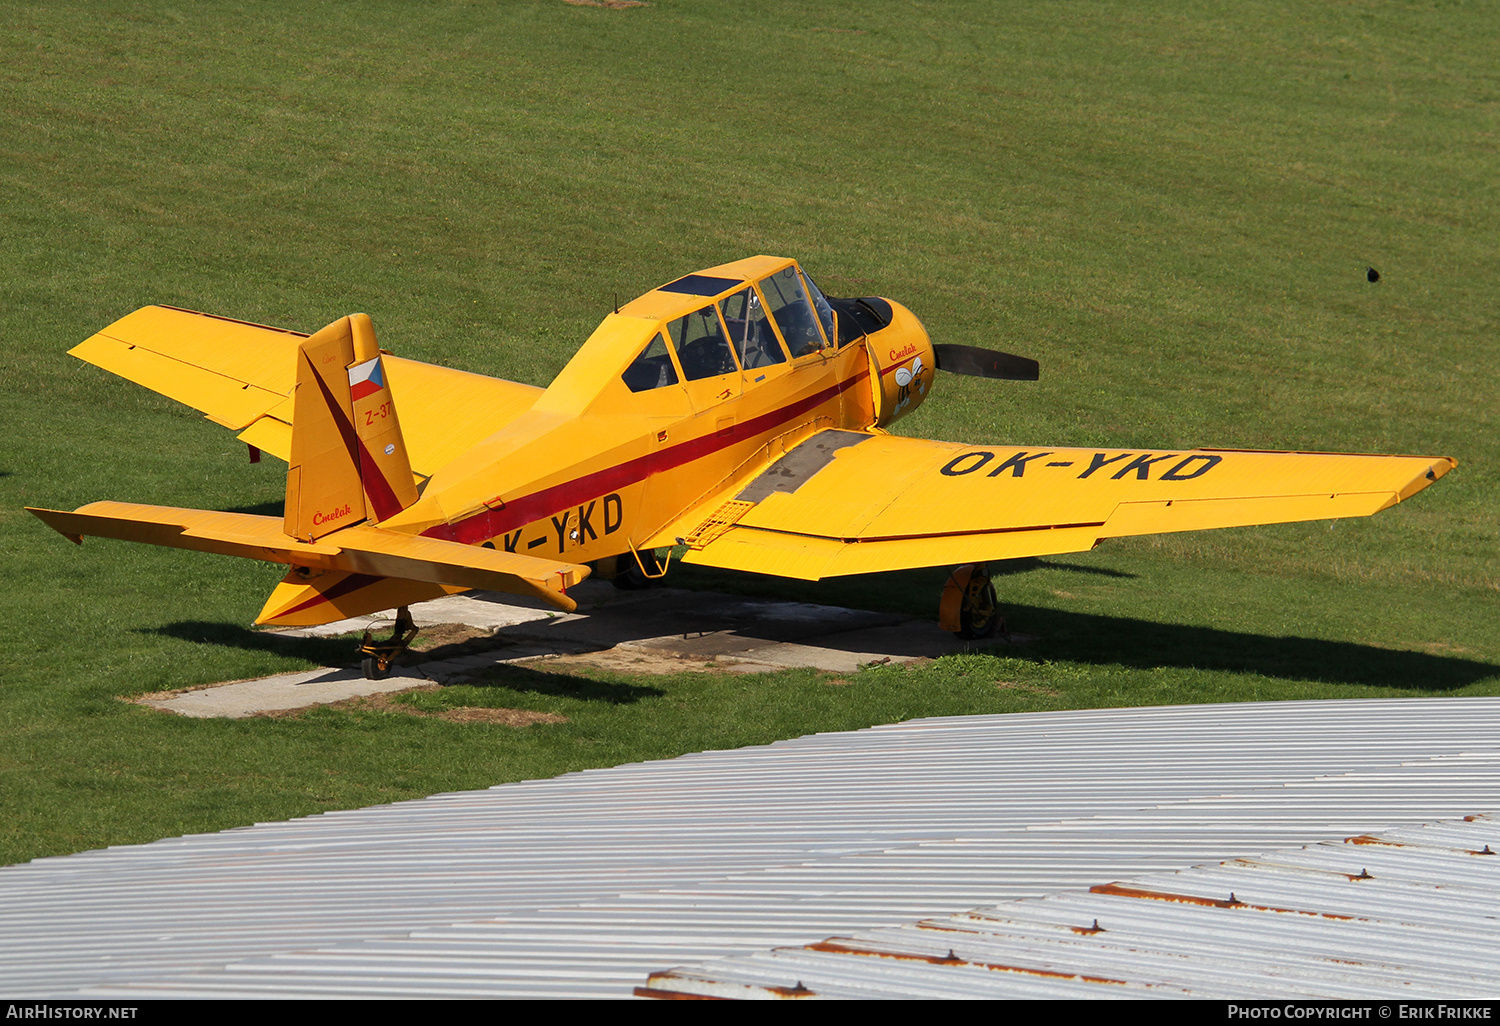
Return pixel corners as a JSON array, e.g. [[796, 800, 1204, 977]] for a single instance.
[[957, 573, 1002, 640]]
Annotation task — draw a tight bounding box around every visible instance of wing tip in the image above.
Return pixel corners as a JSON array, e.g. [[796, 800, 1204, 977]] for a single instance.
[[1399, 456, 1456, 501], [26, 507, 84, 544]]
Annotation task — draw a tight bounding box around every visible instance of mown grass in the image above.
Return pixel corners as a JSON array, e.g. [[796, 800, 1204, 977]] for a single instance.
[[1, 0, 1496, 866]]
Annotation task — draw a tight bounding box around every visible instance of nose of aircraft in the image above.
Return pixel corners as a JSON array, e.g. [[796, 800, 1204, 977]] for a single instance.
[[861, 298, 937, 427]]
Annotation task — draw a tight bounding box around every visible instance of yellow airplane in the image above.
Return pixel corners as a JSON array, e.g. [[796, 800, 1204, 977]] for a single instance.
[[30, 255, 1453, 677]]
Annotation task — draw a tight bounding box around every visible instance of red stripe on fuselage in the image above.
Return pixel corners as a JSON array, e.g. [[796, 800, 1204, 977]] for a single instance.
[[422, 365, 870, 546]]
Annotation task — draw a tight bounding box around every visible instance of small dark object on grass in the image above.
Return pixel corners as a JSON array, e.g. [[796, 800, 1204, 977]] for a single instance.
[[1367, 267, 1381, 283]]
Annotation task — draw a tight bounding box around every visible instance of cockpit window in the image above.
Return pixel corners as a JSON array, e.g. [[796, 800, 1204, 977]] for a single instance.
[[667, 306, 739, 380], [622, 333, 680, 393], [801, 269, 838, 349], [759, 266, 826, 358], [719, 287, 787, 370]]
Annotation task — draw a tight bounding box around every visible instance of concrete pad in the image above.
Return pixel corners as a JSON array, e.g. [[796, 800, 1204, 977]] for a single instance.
[[146, 584, 1021, 717], [140, 665, 430, 719]]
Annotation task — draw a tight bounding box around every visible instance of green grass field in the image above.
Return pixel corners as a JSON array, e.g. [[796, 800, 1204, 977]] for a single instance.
[[2, 0, 1496, 866]]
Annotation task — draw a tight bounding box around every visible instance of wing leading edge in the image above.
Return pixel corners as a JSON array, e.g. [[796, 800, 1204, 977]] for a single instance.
[[675, 430, 1453, 579]]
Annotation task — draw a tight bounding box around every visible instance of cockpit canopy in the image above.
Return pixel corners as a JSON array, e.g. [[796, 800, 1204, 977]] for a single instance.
[[621, 260, 839, 393]]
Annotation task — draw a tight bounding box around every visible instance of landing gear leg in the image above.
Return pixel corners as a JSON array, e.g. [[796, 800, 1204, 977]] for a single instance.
[[939, 563, 1005, 640], [359, 606, 418, 680]]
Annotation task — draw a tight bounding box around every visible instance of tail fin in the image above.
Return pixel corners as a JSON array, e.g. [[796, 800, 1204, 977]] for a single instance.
[[283, 313, 419, 541]]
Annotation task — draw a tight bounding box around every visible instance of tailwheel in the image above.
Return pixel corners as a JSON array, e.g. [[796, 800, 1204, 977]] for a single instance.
[[939, 563, 1005, 640], [358, 606, 419, 680]]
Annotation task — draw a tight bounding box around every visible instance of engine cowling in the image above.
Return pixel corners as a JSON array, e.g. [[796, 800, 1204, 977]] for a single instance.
[[863, 298, 936, 428]]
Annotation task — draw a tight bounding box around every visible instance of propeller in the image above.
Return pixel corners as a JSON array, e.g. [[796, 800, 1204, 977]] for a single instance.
[[932, 343, 1039, 381]]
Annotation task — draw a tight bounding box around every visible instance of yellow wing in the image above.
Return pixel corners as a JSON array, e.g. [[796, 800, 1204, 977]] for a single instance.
[[69, 305, 543, 477], [670, 429, 1454, 579]]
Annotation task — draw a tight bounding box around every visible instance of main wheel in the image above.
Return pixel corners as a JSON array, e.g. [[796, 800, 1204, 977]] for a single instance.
[[948, 564, 1003, 640], [613, 549, 662, 590]]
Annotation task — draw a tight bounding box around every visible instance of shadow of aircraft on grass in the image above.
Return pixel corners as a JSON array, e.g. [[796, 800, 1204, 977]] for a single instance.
[[990, 557, 1137, 579], [147, 621, 663, 704], [458, 662, 662, 704], [222, 500, 285, 518], [150, 584, 1498, 698], [996, 603, 1497, 692], [667, 561, 1491, 690], [149, 621, 370, 674]]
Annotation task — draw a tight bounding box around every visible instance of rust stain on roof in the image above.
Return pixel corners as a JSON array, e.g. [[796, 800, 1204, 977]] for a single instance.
[[632, 985, 726, 1000], [806, 940, 1128, 986], [1346, 834, 1408, 846], [1091, 882, 1356, 921]]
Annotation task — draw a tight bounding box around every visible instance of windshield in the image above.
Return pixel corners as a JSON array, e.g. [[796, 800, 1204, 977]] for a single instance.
[[800, 269, 838, 348], [759, 266, 825, 357]]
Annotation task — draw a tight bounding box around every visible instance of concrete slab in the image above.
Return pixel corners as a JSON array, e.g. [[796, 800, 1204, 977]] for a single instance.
[[140, 665, 430, 719], [140, 583, 1020, 718]]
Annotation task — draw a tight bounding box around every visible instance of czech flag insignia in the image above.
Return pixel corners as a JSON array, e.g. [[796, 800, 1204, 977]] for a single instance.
[[348, 358, 384, 402]]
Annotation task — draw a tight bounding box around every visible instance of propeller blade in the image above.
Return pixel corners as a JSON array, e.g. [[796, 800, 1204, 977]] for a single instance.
[[932, 344, 1039, 381]]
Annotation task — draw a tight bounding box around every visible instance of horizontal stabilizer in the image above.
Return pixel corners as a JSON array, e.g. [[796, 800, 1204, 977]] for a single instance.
[[28, 501, 588, 613]]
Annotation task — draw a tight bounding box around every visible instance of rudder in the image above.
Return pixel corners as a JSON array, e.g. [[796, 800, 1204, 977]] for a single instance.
[[283, 313, 418, 542]]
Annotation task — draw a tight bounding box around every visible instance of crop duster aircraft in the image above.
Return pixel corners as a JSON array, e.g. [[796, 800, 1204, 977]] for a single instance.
[[30, 255, 1454, 677]]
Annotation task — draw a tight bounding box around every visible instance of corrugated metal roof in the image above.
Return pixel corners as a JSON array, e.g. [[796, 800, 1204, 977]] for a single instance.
[[643, 815, 1500, 998], [1, 697, 1498, 998]]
